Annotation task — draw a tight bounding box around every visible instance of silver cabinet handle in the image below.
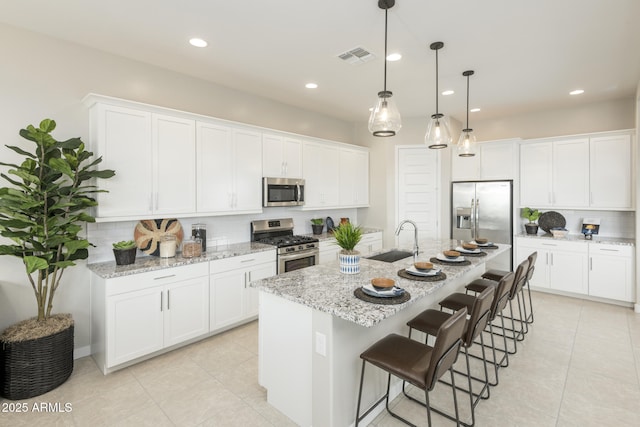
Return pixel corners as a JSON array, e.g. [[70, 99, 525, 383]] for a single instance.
[[600, 248, 619, 252], [241, 258, 256, 263], [167, 290, 170, 310], [160, 292, 163, 312], [589, 257, 592, 271], [154, 274, 176, 280]]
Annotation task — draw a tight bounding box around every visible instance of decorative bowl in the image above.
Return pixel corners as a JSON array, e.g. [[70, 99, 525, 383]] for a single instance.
[[474, 237, 488, 244], [551, 227, 568, 238], [443, 250, 461, 259], [371, 277, 395, 290], [462, 242, 478, 250], [414, 262, 433, 271]]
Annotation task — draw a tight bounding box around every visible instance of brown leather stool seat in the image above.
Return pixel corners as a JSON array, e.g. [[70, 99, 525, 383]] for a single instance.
[[465, 278, 498, 294], [482, 269, 509, 282], [355, 308, 467, 427]]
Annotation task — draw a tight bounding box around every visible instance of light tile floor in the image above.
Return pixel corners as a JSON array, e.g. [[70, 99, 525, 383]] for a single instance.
[[1, 291, 639, 426]]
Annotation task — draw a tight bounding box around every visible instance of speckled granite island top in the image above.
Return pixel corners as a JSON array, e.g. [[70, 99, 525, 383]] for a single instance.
[[88, 241, 275, 279], [251, 239, 509, 328]]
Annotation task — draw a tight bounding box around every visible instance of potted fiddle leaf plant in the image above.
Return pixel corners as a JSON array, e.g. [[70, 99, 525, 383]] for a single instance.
[[112, 240, 137, 265], [310, 218, 324, 235], [0, 119, 115, 399], [521, 207, 541, 235], [332, 222, 363, 274]]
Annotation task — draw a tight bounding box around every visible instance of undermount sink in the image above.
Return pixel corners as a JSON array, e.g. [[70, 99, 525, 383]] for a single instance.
[[366, 250, 413, 263]]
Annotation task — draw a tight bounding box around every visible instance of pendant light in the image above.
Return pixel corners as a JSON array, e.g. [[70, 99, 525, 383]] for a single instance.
[[457, 70, 477, 157], [368, 0, 401, 137], [425, 41, 452, 149]]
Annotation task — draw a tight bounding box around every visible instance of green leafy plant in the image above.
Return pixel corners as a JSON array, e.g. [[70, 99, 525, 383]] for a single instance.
[[521, 207, 541, 223], [0, 119, 115, 321], [112, 240, 136, 250], [310, 218, 324, 225], [332, 222, 362, 254]]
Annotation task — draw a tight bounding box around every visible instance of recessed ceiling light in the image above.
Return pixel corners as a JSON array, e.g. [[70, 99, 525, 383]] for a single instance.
[[442, 90, 454, 96], [305, 83, 318, 89], [470, 108, 481, 113], [189, 38, 208, 48], [386, 53, 402, 61], [569, 89, 584, 95]]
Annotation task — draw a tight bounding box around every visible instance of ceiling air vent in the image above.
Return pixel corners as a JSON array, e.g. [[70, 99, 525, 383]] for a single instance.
[[338, 46, 375, 64]]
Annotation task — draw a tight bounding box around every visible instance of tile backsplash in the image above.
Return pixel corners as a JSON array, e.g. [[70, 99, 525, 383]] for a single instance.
[[87, 207, 358, 263]]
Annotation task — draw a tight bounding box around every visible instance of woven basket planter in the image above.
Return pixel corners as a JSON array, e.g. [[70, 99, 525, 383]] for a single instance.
[[1, 323, 74, 400]]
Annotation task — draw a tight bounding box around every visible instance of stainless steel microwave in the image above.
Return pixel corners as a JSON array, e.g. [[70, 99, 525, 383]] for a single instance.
[[263, 177, 305, 207]]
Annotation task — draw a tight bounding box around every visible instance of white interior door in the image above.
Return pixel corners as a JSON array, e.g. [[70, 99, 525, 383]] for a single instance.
[[396, 146, 440, 247]]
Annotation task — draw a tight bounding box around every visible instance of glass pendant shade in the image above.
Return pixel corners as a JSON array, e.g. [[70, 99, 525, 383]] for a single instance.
[[425, 113, 452, 149], [457, 128, 477, 157], [369, 91, 401, 137]]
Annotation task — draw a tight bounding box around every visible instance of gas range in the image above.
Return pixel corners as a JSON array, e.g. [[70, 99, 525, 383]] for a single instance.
[[251, 218, 319, 273]]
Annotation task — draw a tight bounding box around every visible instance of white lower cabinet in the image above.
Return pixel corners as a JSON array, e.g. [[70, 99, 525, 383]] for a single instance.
[[516, 237, 634, 302], [319, 240, 341, 265], [92, 263, 209, 373], [588, 244, 634, 302], [210, 250, 276, 331]]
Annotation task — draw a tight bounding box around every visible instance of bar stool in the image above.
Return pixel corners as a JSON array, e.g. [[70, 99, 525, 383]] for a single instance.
[[482, 252, 537, 326], [405, 286, 494, 427], [466, 259, 529, 355], [355, 308, 467, 427]]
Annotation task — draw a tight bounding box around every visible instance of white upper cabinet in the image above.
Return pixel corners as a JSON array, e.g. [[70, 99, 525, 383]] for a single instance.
[[339, 147, 369, 207], [262, 133, 303, 178], [589, 134, 633, 209], [303, 140, 340, 208], [520, 131, 632, 210], [196, 121, 262, 214], [451, 139, 518, 181], [88, 102, 196, 219]]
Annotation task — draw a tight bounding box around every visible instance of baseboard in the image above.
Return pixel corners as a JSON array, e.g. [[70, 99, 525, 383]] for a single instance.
[[74, 345, 91, 360]]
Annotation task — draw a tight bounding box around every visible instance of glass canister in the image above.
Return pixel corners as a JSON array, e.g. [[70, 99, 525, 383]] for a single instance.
[[159, 235, 177, 258], [182, 237, 202, 258], [192, 223, 207, 253]]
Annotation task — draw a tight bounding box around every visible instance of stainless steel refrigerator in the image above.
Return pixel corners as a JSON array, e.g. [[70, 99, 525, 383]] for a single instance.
[[451, 180, 513, 270]]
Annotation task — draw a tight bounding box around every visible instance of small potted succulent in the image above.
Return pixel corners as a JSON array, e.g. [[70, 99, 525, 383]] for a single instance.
[[310, 218, 324, 235], [112, 240, 137, 265], [332, 222, 363, 274], [521, 207, 541, 235]]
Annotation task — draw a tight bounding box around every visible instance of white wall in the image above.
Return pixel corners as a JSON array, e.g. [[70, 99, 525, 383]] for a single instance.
[[0, 23, 357, 350]]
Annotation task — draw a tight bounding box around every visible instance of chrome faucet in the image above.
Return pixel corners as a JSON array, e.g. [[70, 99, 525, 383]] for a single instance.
[[395, 220, 419, 262]]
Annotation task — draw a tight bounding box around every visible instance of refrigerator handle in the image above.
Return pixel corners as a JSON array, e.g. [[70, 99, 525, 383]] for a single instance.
[[475, 198, 480, 239], [470, 198, 475, 240]]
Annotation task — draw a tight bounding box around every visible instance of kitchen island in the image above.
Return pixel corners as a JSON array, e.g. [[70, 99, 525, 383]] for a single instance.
[[251, 239, 509, 427]]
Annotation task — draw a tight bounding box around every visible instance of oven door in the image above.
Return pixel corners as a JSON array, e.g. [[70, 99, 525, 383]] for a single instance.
[[263, 177, 305, 207], [278, 249, 319, 274]]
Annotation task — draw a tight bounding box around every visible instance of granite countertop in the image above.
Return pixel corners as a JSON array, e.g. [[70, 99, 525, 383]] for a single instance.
[[88, 241, 275, 279], [250, 239, 509, 328], [516, 233, 634, 246]]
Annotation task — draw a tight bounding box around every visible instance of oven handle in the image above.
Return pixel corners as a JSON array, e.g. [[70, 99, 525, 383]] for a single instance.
[[278, 249, 319, 262]]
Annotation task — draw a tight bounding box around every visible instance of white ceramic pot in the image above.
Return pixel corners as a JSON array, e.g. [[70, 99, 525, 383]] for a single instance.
[[339, 251, 361, 274]]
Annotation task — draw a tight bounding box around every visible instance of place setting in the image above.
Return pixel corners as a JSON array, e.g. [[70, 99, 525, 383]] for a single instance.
[[429, 250, 472, 266], [471, 237, 499, 249], [397, 261, 447, 282], [454, 242, 488, 257], [353, 277, 411, 305]]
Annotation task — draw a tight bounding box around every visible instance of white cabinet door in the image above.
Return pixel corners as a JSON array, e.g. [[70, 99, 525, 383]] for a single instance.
[[210, 269, 245, 331], [153, 114, 197, 215], [552, 138, 589, 207], [480, 141, 517, 180], [549, 248, 588, 295], [197, 121, 234, 212], [590, 134, 632, 209], [515, 239, 550, 289], [244, 262, 277, 318], [93, 104, 153, 218], [164, 276, 210, 347], [233, 128, 263, 212], [451, 152, 480, 181], [263, 134, 303, 178], [589, 245, 634, 301], [339, 148, 369, 207], [520, 141, 553, 207], [355, 232, 383, 256], [319, 239, 341, 265], [107, 287, 164, 366], [303, 141, 339, 208]]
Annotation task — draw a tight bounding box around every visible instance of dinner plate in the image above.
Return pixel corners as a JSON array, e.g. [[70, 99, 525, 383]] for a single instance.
[[455, 246, 481, 254], [436, 253, 466, 262], [405, 266, 441, 277], [361, 283, 405, 298], [472, 240, 493, 247]]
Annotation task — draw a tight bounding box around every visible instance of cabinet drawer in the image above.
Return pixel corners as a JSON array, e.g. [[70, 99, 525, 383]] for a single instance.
[[589, 244, 633, 257], [211, 250, 276, 273], [106, 262, 209, 296], [359, 232, 382, 243], [531, 240, 588, 254]]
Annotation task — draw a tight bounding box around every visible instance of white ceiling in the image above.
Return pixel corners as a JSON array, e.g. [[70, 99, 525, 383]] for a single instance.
[[2, 0, 639, 125]]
